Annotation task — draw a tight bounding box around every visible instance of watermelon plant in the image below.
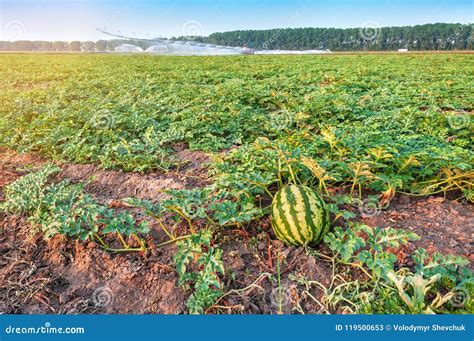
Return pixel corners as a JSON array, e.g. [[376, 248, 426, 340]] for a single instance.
[[0, 165, 150, 252], [293, 223, 474, 314], [174, 230, 225, 314]]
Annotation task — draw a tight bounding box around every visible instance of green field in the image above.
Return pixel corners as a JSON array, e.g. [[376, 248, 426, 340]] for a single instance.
[[0, 53, 473, 314], [1, 54, 472, 171]]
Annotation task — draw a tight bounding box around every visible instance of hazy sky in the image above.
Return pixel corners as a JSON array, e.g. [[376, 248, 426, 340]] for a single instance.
[[0, 0, 472, 41]]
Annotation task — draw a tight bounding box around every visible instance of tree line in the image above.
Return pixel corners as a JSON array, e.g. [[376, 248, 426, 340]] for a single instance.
[[198, 23, 473, 51], [0, 23, 472, 51], [0, 39, 149, 52]]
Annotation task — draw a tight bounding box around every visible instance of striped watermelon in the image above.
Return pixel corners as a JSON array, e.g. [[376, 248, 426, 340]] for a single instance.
[[271, 185, 330, 246]]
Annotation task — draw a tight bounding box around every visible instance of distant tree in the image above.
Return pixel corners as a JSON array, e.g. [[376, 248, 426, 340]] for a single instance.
[[52, 41, 67, 51], [11, 41, 34, 51], [95, 40, 108, 51], [36, 41, 53, 51], [82, 41, 95, 52], [69, 41, 82, 51]]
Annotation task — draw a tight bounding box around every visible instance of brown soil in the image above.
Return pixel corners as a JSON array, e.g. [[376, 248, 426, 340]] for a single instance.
[[361, 195, 473, 263], [0, 149, 472, 314]]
